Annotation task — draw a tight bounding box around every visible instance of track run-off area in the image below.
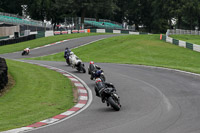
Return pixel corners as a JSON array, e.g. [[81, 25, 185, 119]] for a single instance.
[[1, 34, 200, 133]]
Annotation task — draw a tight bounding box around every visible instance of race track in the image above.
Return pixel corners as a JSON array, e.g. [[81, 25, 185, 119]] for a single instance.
[[1, 35, 200, 133]]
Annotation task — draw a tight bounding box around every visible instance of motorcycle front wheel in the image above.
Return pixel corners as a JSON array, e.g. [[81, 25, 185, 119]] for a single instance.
[[107, 97, 120, 111]]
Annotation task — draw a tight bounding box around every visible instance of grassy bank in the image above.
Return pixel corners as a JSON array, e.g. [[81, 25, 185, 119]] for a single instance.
[[0, 60, 74, 131], [0, 33, 107, 54], [170, 34, 200, 45], [30, 34, 200, 74]]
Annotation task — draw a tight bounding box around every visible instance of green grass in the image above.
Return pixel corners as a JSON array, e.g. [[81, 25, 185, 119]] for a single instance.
[[0, 60, 74, 131], [0, 33, 108, 54], [170, 34, 200, 45], [30, 34, 200, 74]]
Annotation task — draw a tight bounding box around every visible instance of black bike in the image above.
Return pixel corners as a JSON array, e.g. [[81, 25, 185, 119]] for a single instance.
[[95, 78, 121, 111], [21, 50, 29, 56]]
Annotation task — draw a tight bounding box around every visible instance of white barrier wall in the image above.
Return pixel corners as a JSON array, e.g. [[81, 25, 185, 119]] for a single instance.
[[45, 31, 54, 37], [113, 30, 121, 34], [97, 29, 106, 33], [179, 40, 186, 48], [68, 30, 71, 34], [30, 31, 38, 35], [193, 44, 200, 52], [166, 36, 173, 43], [129, 31, 139, 35]]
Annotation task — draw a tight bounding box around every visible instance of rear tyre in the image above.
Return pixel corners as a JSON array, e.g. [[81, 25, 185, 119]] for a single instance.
[[108, 97, 120, 111], [100, 75, 106, 82], [82, 65, 86, 73]]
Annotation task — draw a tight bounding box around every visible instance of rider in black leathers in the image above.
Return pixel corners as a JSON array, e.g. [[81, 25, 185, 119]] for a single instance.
[[95, 78, 116, 102]]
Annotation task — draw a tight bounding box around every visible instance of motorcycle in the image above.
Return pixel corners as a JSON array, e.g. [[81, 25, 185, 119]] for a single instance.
[[22, 48, 30, 56], [69, 52, 86, 73], [95, 78, 121, 111]]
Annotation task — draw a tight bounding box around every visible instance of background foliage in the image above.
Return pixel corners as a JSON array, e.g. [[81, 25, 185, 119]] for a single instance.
[[1, 0, 200, 33]]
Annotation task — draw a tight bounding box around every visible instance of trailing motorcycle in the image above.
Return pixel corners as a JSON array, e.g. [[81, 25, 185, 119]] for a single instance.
[[95, 78, 121, 111]]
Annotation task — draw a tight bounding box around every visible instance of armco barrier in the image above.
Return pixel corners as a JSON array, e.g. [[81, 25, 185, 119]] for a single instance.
[[160, 34, 200, 52], [53, 29, 147, 35], [0, 34, 36, 46], [0, 57, 8, 91]]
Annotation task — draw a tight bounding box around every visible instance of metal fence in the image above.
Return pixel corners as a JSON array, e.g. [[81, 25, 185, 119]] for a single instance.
[[166, 29, 200, 36], [0, 12, 52, 28]]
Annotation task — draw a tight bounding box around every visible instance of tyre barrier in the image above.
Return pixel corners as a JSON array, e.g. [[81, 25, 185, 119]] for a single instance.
[[0, 34, 36, 46], [0, 57, 8, 91]]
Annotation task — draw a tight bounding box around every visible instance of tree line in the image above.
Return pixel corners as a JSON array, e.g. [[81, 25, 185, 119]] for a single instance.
[[0, 0, 200, 33]]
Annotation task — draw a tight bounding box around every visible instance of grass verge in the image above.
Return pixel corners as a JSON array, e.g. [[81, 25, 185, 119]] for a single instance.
[[30, 34, 200, 74], [170, 34, 200, 45], [0, 33, 108, 54], [0, 60, 74, 131]]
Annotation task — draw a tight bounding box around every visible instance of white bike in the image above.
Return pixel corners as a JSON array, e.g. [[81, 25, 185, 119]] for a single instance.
[[69, 52, 86, 73]]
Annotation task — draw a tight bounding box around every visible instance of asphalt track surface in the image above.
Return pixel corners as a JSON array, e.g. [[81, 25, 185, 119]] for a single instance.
[[1, 35, 200, 133]]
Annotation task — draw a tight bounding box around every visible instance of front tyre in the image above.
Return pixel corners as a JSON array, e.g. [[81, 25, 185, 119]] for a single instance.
[[22, 51, 25, 56], [108, 97, 120, 111]]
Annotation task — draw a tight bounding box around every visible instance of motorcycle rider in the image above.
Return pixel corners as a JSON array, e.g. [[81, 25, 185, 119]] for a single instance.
[[64, 47, 71, 59], [69, 52, 79, 68], [23, 47, 30, 55], [89, 61, 102, 80], [95, 78, 116, 103], [95, 80, 115, 97]]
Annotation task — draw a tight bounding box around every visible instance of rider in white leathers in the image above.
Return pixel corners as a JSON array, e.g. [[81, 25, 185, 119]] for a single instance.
[[69, 52, 81, 68]]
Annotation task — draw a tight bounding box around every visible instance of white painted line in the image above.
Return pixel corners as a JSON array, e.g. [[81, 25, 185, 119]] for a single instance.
[[79, 96, 88, 100], [56, 70, 65, 73], [78, 89, 87, 94], [40, 118, 59, 124], [0, 127, 34, 133], [61, 111, 75, 116], [74, 83, 84, 87], [74, 103, 85, 108]]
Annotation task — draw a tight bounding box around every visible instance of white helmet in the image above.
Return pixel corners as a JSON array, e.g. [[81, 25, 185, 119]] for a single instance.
[[70, 52, 74, 55]]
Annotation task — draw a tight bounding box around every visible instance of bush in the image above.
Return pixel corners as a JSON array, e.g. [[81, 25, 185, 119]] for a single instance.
[[0, 58, 8, 90]]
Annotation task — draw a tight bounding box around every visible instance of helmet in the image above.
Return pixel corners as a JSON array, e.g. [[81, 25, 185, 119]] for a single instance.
[[66, 47, 68, 50], [70, 52, 74, 55], [95, 78, 102, 83], [95, 70, 102, 77], [90, 61, 94, 64]]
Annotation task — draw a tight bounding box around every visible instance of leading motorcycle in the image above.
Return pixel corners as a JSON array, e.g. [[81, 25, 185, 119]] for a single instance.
[[22, 48, 30, 56]]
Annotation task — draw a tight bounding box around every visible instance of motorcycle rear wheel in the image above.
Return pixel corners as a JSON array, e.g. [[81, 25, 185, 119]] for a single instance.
[[81, 65, 86, 73], [108, 97, 120, 111]]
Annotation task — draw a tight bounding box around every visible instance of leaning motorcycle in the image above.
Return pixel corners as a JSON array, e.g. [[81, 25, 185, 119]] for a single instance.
[[70, 56, 86, 73], [21, 50, 29, 55], [95, 78, 121, 111]]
